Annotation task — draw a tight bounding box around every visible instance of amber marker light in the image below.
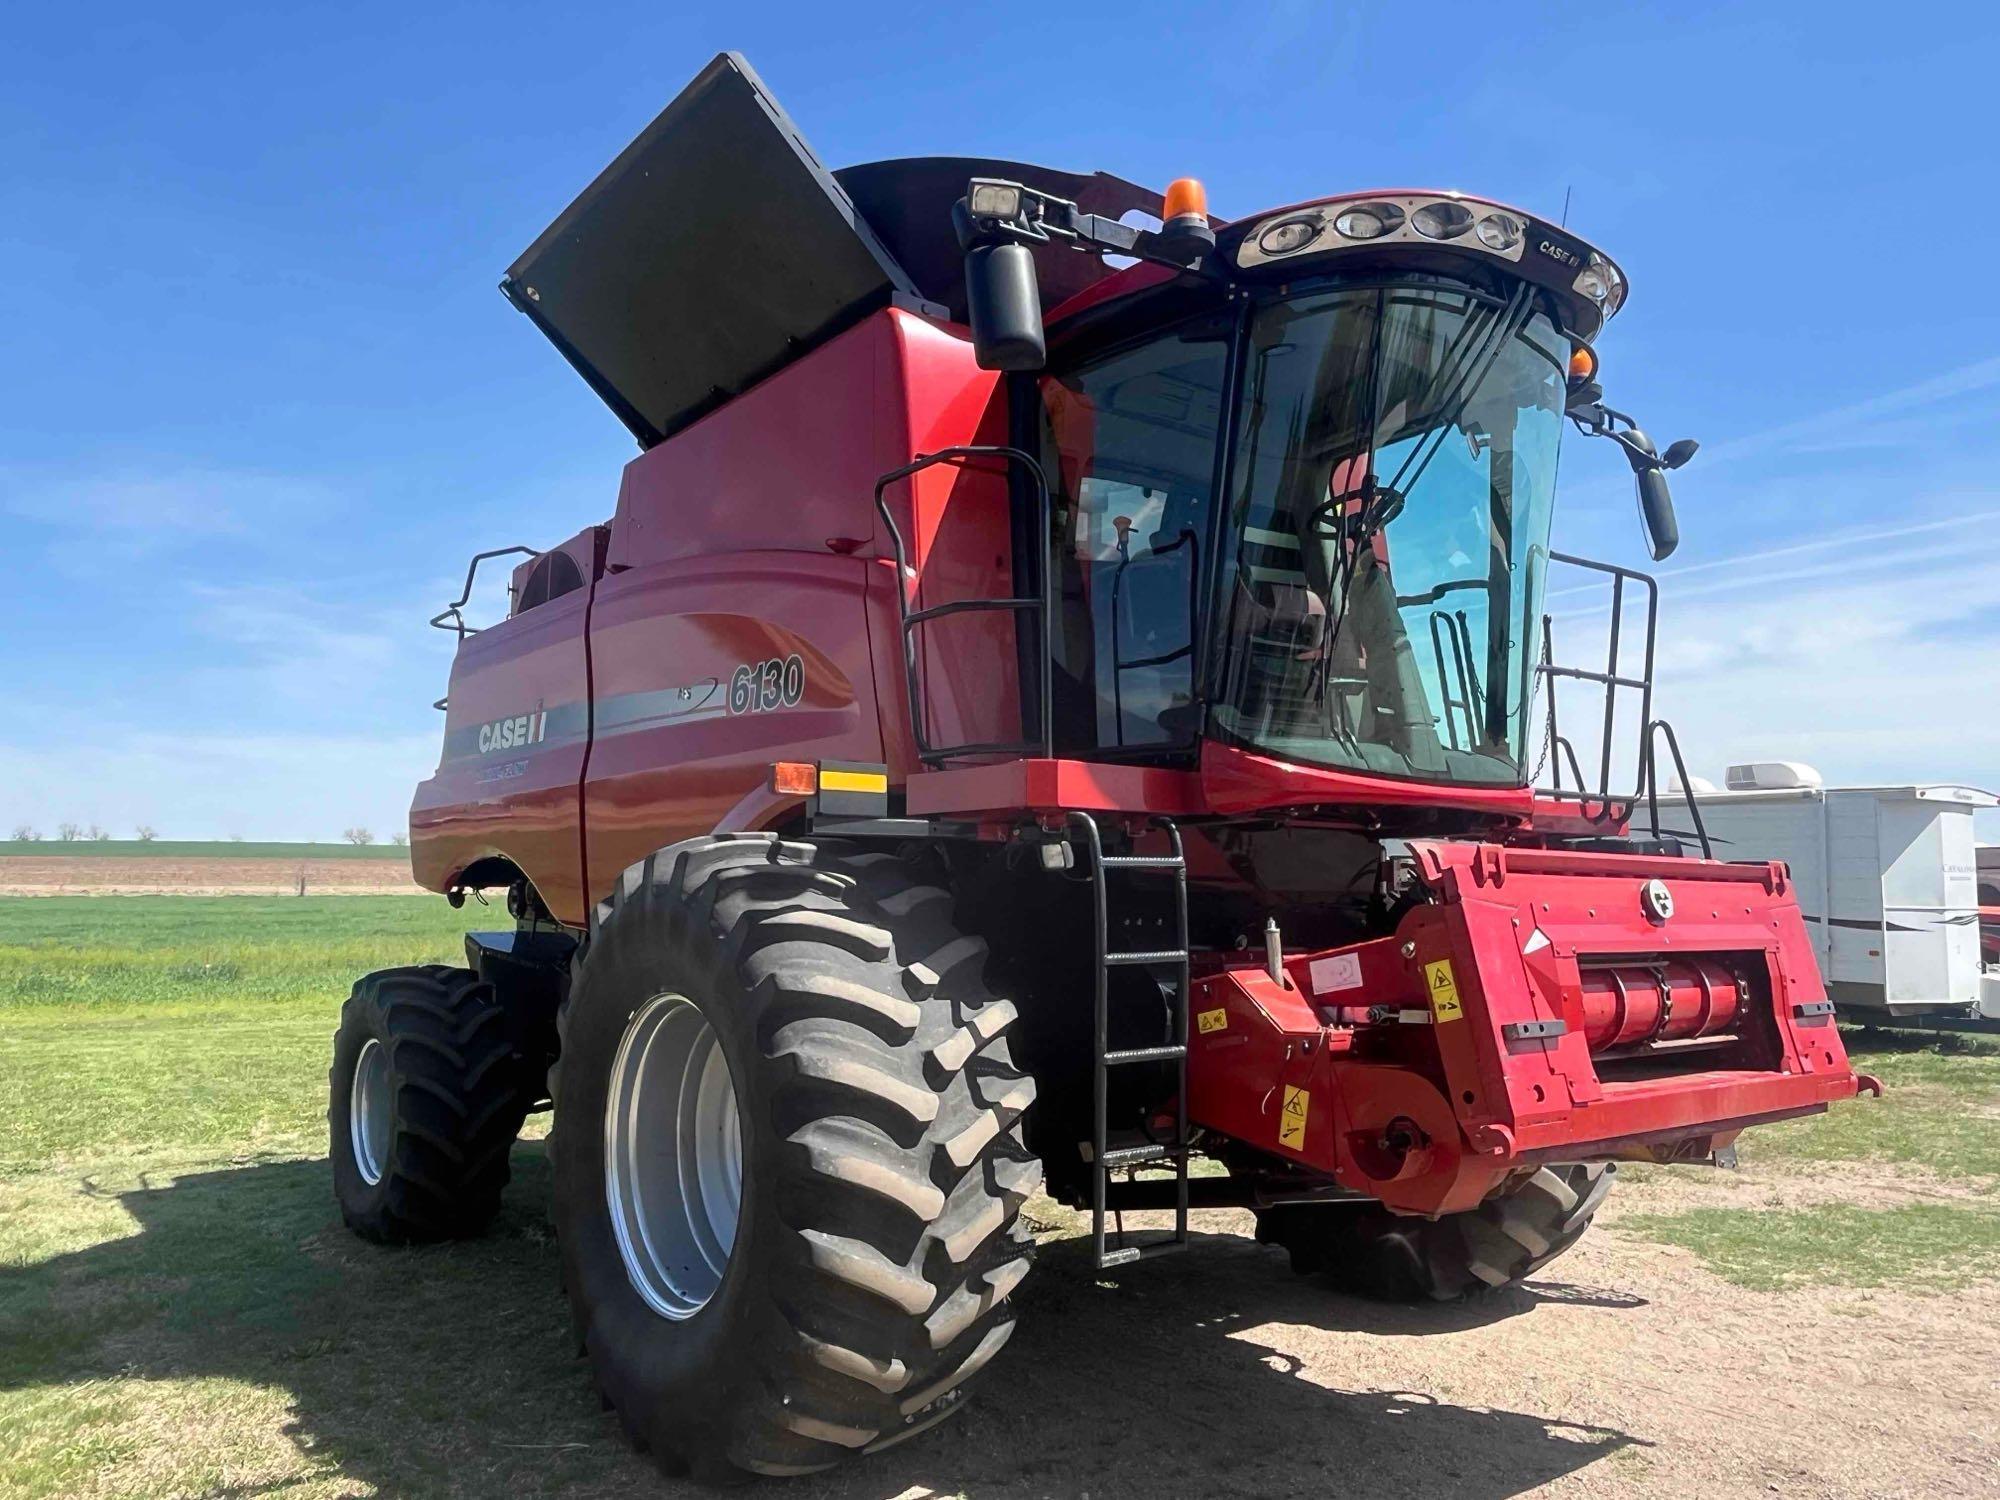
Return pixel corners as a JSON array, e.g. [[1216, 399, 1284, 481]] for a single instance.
[[770, 762, 818, 796], [1568, 343, 1598, 385]]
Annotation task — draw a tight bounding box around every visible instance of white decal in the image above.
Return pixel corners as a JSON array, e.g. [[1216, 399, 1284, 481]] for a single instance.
[[476, 709, 548, 755], [1309, 951, 1364, 994]]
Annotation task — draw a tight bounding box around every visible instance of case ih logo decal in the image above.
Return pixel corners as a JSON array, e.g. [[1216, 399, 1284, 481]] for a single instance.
[[478, 711, 548, 754], [728, 655, 805, 715]]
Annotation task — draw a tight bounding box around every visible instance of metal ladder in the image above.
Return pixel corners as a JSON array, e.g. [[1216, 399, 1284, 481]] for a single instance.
[[1069, 812, 1190, 1270]]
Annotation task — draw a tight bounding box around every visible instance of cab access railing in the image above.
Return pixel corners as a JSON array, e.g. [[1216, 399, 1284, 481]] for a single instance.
[[426, 545, 541, 711], [873, 446, 1055, 765], [1536, 551, 1711, 858]]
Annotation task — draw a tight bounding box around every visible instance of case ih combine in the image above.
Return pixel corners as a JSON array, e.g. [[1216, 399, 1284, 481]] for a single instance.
[[329, 54, 1871, 1481]]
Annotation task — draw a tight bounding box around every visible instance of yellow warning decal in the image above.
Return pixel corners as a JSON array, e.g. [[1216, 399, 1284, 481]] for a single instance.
[[1425, 959, 1464, 1022], [1278, 1085, 1310, 1149], [1196, 1006, 1229, 1035]]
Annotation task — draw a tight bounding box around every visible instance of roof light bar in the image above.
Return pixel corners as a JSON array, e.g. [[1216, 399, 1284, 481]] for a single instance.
[[1233, 192, 1629, 330]]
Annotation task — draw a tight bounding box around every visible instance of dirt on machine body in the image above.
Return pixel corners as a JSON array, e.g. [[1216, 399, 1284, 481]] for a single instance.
[[328, 52, 1870, 1483]]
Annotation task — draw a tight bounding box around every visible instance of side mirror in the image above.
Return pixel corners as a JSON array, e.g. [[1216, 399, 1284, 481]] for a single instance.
[[964, 242, 1045, 372], [1637, 467, 1679, 561]]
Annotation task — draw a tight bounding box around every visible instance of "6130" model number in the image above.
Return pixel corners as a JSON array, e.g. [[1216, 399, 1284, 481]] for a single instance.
[[729, 654, 805, 715]]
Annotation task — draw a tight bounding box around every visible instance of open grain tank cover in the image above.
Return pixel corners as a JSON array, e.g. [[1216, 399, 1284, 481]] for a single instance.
[[502, 52, 923, 448]]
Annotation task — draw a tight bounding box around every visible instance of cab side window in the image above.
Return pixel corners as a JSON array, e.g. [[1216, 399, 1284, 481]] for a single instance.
[[1036, 317, 1230, 753]]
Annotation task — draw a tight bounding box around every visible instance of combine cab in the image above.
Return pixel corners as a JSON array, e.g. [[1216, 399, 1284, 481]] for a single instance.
[[327, 53, 1872, 1482]]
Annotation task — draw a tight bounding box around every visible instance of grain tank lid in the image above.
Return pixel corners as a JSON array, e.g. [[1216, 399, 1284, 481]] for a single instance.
[[502, 52, 924, 448]]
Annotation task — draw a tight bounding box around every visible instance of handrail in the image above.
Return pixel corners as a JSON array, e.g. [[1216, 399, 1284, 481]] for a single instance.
[[873, 446, 1054, 763], [1534, 552, 1658, 826], [1642, 718, 1714, 859], [429, 546, 541, 641], [1108, 526, 1199, 748]]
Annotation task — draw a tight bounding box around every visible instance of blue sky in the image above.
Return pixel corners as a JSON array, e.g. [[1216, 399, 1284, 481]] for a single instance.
[[4, 2, 1998, 839]]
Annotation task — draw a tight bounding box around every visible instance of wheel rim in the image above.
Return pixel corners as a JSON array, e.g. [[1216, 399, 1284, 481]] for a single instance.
[[350, 1037, 391, 1186], [604, 993, 743, 1320]]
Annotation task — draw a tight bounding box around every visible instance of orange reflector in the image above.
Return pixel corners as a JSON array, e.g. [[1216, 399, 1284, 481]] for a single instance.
[[771, 761, 818, 796], [1162, 177, 1208, 221], [1568, 344, 1598, 383]]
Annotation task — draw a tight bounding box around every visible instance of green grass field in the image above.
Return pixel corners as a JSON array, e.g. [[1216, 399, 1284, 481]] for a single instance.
[[0, 840, 407, 860], [1, 895, 1996, 1496]]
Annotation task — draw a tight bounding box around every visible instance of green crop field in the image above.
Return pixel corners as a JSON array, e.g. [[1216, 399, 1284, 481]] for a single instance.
[[0, 840, 408, 860], [2, 895, 1996, 1497]]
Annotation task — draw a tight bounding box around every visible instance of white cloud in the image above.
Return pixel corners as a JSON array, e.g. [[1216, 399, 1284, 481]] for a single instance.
[[0, 465, 334, 561], [1701, 354, 2000, 467], [183, 581, 446, 721]]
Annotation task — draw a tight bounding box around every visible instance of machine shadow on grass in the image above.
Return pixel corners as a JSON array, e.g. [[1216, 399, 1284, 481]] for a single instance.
[[0, 1147, 1642, 1499]]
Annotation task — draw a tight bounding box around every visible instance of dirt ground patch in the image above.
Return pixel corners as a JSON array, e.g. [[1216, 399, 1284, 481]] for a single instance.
[[945, 1198, 1999, 1500], [1604, 1157, 1995, 1214], [0, 856, 422, 896], [15, 1170, 1991, 1500]]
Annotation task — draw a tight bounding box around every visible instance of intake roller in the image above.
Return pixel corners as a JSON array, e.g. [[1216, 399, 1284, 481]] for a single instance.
[[1575, 957, 1743, 1050]]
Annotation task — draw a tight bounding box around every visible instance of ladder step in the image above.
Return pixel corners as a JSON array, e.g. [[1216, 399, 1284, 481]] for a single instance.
[[1104, 1044, 1187, 1065], [1098, 1142, 1184, 1169], [1098, 855, 1185, 869], [1104, 949, 1188, 967]]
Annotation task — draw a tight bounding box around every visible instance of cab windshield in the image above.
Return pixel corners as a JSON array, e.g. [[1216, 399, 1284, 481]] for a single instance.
[[1212, 278, 1567, 784]]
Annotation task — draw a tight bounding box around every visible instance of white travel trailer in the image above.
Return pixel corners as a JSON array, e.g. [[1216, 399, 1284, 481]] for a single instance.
[[1665, 763, 1997, 1022]]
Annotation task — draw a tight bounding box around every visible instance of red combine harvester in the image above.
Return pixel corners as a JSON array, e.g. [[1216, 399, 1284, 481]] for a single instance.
[[329, 53, 1872, 1481]]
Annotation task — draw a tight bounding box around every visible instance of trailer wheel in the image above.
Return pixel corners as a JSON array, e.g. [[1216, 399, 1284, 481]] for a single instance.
[[549, 834, 1039, 1480], [329, 965, 530, 1242], [1256, 1163, 1615, 1302]]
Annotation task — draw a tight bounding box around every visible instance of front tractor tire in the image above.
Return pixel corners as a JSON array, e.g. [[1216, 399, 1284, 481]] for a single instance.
[[329, 965, 531, 1243], [1257, 1163, 1615, 1302], [550, 834, 1040, 1481]]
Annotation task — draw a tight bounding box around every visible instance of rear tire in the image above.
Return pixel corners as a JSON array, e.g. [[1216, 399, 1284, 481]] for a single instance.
[[550, 834, 1039, 1481], [1256, 1163, 1614, 1302], [329, 964, 531, 1243]]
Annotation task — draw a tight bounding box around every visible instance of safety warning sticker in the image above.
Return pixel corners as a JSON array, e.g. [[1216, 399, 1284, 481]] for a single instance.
[[1278, 1085, 1310, 1149], [1196, 1007, 1229, 1035], [1424, 959, 1464, 1022]]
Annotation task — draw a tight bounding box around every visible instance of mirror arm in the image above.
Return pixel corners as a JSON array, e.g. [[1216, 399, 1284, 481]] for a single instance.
[[956, 182, 1221, 277], [1568, 400, 1666, 472], [1569, 396, 1688, 563]]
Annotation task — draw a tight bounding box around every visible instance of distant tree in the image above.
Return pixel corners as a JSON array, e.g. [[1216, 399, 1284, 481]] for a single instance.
[[343, 827, 375, 846], [390, 832, 409, 847], [88, 825, 110, 841], [10, 825, 39, 841], [135, 825, 157, 842], [228, 834, 244, 842], [57, 822, 81, 841]]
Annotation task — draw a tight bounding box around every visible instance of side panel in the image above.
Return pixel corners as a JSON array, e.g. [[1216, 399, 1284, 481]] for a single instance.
[[1941, 807, 1984, 1006], [1824, 791, 1886, 1001], [410, 587, 593, 922], [581, 554, 885, 899], [1879, 800, 1980, 1008]]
